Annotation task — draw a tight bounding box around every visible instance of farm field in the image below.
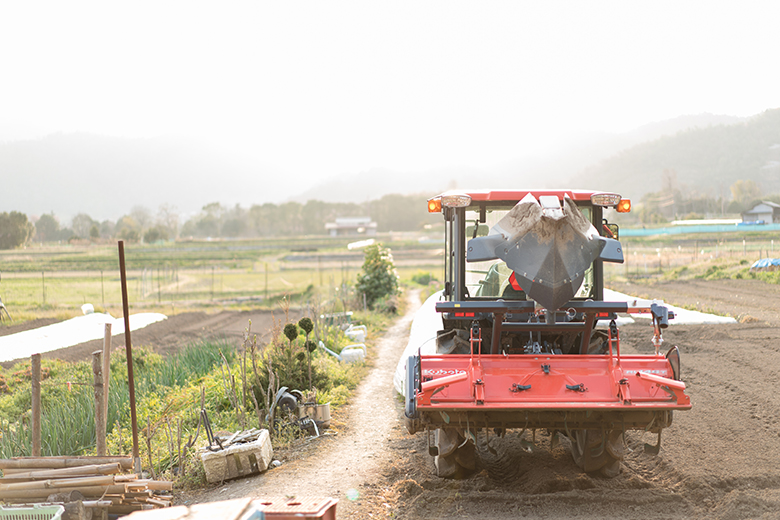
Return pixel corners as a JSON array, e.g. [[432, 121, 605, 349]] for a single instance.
[[4, 233, 780, 518], [0, 235, 444, 323], [173, 277, 780, 519]]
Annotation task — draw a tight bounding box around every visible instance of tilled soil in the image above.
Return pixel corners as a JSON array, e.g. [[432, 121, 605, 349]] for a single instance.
[[8, 280, 780, 519], [382, 280, 780, 520]]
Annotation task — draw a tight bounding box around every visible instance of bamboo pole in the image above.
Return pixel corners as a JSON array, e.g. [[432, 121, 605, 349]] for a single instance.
[[0, 475, 116, 492], [0, 484, 129, 499], [93, 351, 106, 456], [123, 490, 154, 497], [103, 322, 111, 420], [0, 463, 120, 480], [31, 354, 41, 457], [83, 500, 113, 508], [113, 474, 139, 482], [140, 497, 170, 507], [129, 480, 173, 491], [0, 456, 133, 470], [108, 505, 153, 515], [0, 468, 54, 475]]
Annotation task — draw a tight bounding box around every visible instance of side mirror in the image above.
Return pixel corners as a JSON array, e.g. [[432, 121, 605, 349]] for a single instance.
[[466, 223, 489, 238], [602, 220, 619, 239]]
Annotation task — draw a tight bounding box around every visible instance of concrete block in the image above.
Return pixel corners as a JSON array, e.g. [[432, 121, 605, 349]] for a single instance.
[[200, 430, 273, 483]]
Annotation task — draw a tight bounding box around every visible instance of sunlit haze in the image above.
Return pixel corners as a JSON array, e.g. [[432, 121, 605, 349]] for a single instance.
[[2, 0, 780, 215]]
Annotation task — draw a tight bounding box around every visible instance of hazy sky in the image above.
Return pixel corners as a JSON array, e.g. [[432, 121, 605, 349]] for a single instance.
[[2, 1, 779, 181]]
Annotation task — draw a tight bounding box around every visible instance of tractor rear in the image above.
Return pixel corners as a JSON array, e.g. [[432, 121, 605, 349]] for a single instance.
[[403, 190, 691, 477]]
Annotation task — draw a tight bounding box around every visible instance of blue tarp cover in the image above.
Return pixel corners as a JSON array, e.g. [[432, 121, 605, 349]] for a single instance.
[[750, 258, 780, 269]]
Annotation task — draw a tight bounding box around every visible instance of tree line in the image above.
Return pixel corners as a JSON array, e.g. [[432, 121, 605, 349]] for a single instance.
[[0, 193, 436, 249], [618, 177, 776, 225]]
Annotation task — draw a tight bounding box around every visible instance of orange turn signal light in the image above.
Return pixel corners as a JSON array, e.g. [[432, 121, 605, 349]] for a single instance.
[[616, 198, 631, 213], [428, 198, 442, 213]]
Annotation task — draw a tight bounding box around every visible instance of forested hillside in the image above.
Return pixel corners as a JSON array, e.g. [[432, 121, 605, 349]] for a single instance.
[[581, 109, 780, 200]]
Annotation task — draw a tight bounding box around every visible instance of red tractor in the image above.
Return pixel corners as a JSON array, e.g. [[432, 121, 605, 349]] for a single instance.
[[402, 190, 691, 477]]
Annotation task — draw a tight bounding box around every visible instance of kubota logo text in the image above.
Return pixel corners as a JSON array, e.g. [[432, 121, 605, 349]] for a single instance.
[[422, 369, 467, 376]]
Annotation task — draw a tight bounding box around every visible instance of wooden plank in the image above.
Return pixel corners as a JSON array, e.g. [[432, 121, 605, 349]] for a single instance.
[[186, 498, 252, 520], [125, 506, 190, 519]]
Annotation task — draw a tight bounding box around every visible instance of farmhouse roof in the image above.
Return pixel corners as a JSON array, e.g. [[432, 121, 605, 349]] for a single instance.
[[742, 201, 780, 215]]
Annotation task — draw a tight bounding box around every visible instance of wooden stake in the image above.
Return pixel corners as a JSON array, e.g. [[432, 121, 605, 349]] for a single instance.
[[117, 241, 141, 473], [93, 351, 106, 456], [31, 354, 41, 457], [103, 322, 112, 422]]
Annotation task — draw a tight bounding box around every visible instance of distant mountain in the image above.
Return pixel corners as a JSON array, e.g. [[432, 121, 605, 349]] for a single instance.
[[1, 111, 773, 223], [577, 109, 780, 200], [626, 113, 746, 145], [0, 133, 282, 221], [290, 113, 750, 202]]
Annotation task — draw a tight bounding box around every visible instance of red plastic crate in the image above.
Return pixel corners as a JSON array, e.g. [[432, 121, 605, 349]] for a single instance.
[[252, 497, 338, 520]]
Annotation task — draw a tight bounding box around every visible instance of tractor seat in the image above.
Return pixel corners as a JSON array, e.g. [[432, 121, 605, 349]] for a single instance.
[[501, 284, 526, 300]]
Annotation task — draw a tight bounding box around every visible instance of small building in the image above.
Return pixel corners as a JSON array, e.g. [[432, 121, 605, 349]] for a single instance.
[[741, 201, 780, 224], [325, 217, 378, 237]]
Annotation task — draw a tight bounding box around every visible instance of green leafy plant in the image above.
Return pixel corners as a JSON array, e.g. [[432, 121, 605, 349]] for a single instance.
[[283, 323, 299, 347], [298, 317, 315, 390], [411, 271, 436, 285], [355, 244, 399, 311]]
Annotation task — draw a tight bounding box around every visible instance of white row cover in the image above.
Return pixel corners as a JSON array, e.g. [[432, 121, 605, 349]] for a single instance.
[[0, 312, 167, 363]]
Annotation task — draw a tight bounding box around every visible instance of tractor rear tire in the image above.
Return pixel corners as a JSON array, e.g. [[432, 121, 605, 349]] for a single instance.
[[570, 430, 624, 477], [434, 428, 476, 478]]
